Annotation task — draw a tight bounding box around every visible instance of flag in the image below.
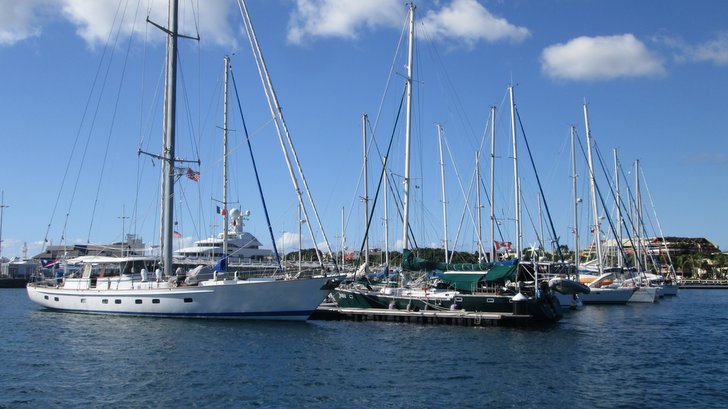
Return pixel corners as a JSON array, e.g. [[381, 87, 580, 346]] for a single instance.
[[216, 206, 227, 216], [186, 167, 200, 182], [41, 259, 59, 268], [495, 241, 512, 250], [173, 231, 182, 238]]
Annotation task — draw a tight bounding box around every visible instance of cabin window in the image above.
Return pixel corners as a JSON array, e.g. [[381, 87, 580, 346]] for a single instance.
[[135, 299, 142, 304], [44, 295, 49, 300], [183, 298, 193, 303], [81, 298, 86, 303], [102, 299, 108, 304], [115, 299, 122, 304], [54, 297, 59, 302], [152, 299, 160, 304]]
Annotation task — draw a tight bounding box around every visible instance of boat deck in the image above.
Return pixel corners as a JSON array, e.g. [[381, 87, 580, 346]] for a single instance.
[[311, 303, 543, 327]]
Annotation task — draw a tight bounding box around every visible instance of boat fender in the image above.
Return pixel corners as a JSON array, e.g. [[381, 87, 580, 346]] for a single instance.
[[540, 294, 562, 322]]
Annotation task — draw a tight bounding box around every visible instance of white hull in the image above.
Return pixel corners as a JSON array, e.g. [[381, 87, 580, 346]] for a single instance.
[[554, 292, 583, 310], [27, 276, 335, 320], [580, 286, 634, 305], [628, 286, 658, 303]]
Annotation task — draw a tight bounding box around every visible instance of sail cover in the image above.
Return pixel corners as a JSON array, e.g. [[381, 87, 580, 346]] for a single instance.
[[401, 249, 517, 285]]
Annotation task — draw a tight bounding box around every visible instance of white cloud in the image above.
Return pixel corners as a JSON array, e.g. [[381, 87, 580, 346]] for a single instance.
[[393, 238, 405, 252], [0, 0, 235, 48], [62, 0, 235, 48], [0, 239, 45, 259], [0, 0, 53, 45], [287, 0, 404, 44], [173, 236, 195, 250], [657, 32, 728, 66], [692, 32, 728, 65], [277, 231, 303, 253], [541, 34, 665, 81], [421, 0, 529, 46]]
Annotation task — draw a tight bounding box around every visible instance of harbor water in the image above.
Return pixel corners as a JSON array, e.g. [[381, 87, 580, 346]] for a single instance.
[[1, 288, 727, 408]]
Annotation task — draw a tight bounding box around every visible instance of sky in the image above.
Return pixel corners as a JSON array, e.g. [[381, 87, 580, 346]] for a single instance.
[[0, 0, 726, 261]]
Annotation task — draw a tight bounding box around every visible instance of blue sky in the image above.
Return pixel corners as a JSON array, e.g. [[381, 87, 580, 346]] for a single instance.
[[1, 0, 726, 260]]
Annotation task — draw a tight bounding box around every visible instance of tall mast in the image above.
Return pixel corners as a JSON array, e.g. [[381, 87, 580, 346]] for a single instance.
[[437, 124, 448, 263], [401, 3, 415, 251], [362, 113, 369, 267], [161, 0, 179, 277], [222, 55, 230, 261], [509, 86, 521, 259], [238, 0, 337, 270], [0, 191, 7, 259], [118, 205, 128, 257], [635, 159, 644, 273], [489, 106, 496, 262], [298, 202, 303, 274], [340, 207, 345, 269], [475, 151, 483, 261], [583, 102, 603, 275], [383, 161, 390, 267], [537, 193, 544, 254], [614, 149, 623, 269], [570, 126, 579, 273]]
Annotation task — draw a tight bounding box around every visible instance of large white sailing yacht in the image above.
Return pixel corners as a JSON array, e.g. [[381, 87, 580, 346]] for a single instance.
[[27, 0, 337, 320]]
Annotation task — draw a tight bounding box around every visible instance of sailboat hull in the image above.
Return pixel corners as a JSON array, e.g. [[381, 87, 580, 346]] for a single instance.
[[332, 287, 562, 323], [628, 286, 658, 303], [579, 287, 634, 304], [27, 276, 335, 320]]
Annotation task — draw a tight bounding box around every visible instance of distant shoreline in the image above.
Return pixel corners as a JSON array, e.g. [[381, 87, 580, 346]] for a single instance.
[[680, 280, 728, 289]]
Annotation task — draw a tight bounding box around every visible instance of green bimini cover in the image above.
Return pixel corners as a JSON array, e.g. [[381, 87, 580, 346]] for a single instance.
[[440, 272, 486, 292], [401, 249, 518, 286]]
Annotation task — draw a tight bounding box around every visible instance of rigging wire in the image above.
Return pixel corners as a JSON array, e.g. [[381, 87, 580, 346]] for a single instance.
[[42, 0, 126, 250], [230, 68, 282, 269], [515, 108, 564, 262], [88, 0, 138, 243]]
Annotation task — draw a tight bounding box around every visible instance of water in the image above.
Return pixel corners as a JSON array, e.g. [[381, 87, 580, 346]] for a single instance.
[[1, 288, 727, 408]]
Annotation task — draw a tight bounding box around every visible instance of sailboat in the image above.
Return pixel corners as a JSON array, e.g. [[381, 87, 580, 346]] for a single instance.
[[577, 103, 652, 304], [332, 4, 563, 323], [26, 0, 337, 320]]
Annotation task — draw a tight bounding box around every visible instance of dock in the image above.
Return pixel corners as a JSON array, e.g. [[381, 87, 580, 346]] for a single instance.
[[311, 303, 540, 327], [680, 280, 728, 289]]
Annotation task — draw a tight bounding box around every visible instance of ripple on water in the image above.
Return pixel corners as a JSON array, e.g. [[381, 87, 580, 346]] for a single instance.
[[3, 289, 728, 408]]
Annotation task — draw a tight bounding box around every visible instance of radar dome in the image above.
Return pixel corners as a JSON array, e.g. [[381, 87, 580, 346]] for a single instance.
[[229, 208, 241, 219]]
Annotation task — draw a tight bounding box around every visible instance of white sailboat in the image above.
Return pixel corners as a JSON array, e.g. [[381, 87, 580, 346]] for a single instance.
[[27, 0, 337, 320], [577, 103, 635, 305]]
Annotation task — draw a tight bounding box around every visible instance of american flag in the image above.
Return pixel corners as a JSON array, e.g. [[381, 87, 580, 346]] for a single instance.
[[186, 167, 200, 182]]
